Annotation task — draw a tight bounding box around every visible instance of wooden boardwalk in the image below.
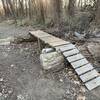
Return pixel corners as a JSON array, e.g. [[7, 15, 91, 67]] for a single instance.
[[29, 30, 100, 90]]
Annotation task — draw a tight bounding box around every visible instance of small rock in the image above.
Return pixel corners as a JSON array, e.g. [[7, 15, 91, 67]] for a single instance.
[[4, 94, 8, 98], [68, 71, 73, 75], [17, 94, 24, 100], [77, 94, 85, 100], [74, 32, 85, 40], [2, 89, 5, 94], [59, 79, 63, 82], [81, 86, 86, 93], [25, 48, 28, 50], [8, 47, 10, 50], [22, 68, 26, 71], [7, 47, 10, 51], [8, 89, 13, 94], [0, 93, 2, 96], [66, 90, 70, 95], [74, 75, 79, 81], [0, 78, 3, 82], [74, 81, 80, 85], [11, 64, 14, 67]]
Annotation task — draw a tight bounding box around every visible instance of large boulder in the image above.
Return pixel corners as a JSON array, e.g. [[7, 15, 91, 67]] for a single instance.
[[40, 51, 64, 72]]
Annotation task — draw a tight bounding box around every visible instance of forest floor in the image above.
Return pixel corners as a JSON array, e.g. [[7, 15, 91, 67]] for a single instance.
[[0, 21, 100, 100]]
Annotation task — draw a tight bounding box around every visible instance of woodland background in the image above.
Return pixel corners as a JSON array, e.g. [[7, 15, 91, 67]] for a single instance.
[[0, 0, 100, 33]]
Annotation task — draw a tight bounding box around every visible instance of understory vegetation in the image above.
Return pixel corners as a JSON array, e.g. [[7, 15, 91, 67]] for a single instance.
[[0, 0, 100, 33]]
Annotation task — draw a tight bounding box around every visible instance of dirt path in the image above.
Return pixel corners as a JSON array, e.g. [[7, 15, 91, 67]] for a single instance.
[[0, 21, 99, 100]]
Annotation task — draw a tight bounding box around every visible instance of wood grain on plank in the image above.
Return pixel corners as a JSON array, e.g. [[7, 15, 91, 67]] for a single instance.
[[29, 30, 51, 38], [75, 63, 94, 75], [67, 54, 84, 62], [85, 76, 100, 90], [80, 70, 99, 82], [49, 41, 70, 47], [55, 44, 75, 52], [41, 36, 62, 43], [71, 58, 88, 69], [63, 49, 79, 57]]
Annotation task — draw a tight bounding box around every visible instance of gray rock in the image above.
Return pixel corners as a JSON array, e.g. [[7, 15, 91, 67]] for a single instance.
[[40, 51, 64, 72], [74, 32, 85, 40]]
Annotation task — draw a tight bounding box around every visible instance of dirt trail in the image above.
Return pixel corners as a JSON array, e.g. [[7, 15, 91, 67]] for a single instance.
[[0, 21, 99, 100]]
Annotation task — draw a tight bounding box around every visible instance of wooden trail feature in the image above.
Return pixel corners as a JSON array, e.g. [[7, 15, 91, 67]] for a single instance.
[[29, 30, 100, 91]]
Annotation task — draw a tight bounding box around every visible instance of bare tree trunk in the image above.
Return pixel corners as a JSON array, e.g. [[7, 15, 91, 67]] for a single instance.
[[1, 0, 6, 16], [1, 0, 10, 17], [96, 0, 100, 23], [29, 0, 33, 19], [25, 0, 28, 17], [31, 0, 37, 17], [84, 0, 87, 6], [68, 0, 76, 16], [51, 0, 62, 24], [18, 0, 24, 18], [7, 0, 15, 16], [78, 0, 81, 7], [36, 0, 45, 23]]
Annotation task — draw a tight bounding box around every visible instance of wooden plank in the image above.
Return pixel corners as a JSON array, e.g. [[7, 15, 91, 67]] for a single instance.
[[55, 44, 75, 52], [85, 76, 100, 90], [75, 64, 94, 75], [63, 49, 79, 57], [49, 40, 70, 47], [80, 70, 99, 82], [71, 58, 89, 69], [67, 54, 84, 62], [40, 36, 62, 43], [29, 30, 51, 38]]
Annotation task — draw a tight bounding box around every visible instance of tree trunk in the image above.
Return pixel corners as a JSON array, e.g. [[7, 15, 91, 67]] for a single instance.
[[68, 0, 76, 16], [18, 0, 24, 18], [1, 0, 10, 17], [96, 0, 100, 23], [37, 0, 45, 23], [51, 0, 62, 24]]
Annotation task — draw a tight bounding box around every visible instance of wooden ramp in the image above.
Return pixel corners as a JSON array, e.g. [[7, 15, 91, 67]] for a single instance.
[[29, 30, 100, 90]]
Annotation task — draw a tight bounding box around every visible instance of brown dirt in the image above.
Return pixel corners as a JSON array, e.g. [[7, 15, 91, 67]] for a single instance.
[[0, 21, 99, 100]]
